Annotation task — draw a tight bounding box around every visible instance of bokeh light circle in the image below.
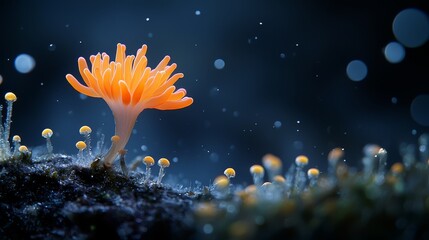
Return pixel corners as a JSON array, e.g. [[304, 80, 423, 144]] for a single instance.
[[392, 8, 429, 48], [14, 54, 36, 74], [346, 60, 367, 81], [214, 59, 225, 70], [384, 42, 405, 63], [410, 94, 429, 126]]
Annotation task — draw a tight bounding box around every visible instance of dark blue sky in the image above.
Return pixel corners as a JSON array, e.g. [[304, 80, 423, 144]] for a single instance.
[[1, 0, 428, 183]]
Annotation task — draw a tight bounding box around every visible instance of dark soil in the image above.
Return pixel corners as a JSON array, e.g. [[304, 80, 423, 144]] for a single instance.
[[0, 156, 196, 240]]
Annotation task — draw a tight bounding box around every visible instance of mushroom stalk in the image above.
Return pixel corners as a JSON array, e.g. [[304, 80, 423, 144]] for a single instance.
[[103, 106, 140, 167]]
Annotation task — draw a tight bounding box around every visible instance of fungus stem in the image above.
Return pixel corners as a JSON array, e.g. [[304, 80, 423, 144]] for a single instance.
[[103, 108, 139, 167], [4, 92, 17, 156], [46, 138, 53, 155], [4, 95, 16, 146], [119, 149, 128, 178], [157, 158, 170, 185]]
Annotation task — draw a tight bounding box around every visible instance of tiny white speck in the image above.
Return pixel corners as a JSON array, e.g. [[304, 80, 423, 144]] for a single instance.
[[195, 10, 201, 16], [146, 18, 150, 21]]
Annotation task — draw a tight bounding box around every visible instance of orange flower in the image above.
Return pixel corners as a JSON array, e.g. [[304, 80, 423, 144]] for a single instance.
[[66, 43, 193, 167]]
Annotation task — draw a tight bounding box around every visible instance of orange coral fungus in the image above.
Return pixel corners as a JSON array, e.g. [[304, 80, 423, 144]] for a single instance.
[[66, 43, 193, 167]]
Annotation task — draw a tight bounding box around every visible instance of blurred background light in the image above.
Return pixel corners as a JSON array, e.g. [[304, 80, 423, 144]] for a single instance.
[[346, 60, 368, 81], [14, 54, 36, 74], [411, 95, 429, 126], [393, 8, 429, 48], [384, 42, 406, 63]]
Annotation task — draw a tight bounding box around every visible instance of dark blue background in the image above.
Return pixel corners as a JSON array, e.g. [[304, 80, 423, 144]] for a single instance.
[[1, 0, 428, 184]]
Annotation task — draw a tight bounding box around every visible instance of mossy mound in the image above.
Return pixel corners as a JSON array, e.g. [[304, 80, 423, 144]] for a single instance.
[[0, 156, 194, 240]]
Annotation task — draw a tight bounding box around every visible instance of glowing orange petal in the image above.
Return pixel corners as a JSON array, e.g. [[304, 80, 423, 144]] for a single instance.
[[115, 43, 126, 66], [156, 97, 193, 110], [154, 73, 184, 95], [131, 67, 151, 105], [65, 74, 99, 98], [101, 68, 112, 97], [134, 45, 147, 67], [112, 63, 123, 87], [111, 76, 121, 101], [130, 56, 148, 90], [124, 55, 134, 84], [92, 53, 101, 73], [168, 88, 187, 101], [144, 86, 175, 108], [142, 71, 166, 99], [83, 68, 102, 95], [119, 80, 131, 105], [101, 53, 110, 72], [151, 56, 170, 75], [77, 57, 92, 87]]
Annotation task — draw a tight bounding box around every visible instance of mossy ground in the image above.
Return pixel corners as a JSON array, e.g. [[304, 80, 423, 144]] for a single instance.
[[2, 155, 429, 239], [0, 156, 194, 240]]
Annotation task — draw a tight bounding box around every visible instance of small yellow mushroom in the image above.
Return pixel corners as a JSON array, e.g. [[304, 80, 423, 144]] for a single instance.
[[12, 135, 21, 142], [307, 168, 320, 178], [307, 168, 320, 188], [262, 153, 282, 181], [75, 141, 86, 160], [41, 128, 54, 155], [158, 158, 170, 168], [250, 164, 265, 186], [224, 167, 236, 179], [273, 175, 286, 184], [157, 158, 170, 184], [12, 135, 21, 156], [5, 92, 17, 102], [391, 162, 404, 175], [79, 125, 92, 135], [213, 175, 230, 190], [144, 156, 155, 166], [294, 155, 309, 193], [42, 128, 53, 138], [76, 141, 87, 150], [143, 156, 155, 182], [4, 92, 17, 142], [79, 125, 92, 157], [111, 135, 120, 143], [295, 155, 309, 167], [18, 145, 29, 153]]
